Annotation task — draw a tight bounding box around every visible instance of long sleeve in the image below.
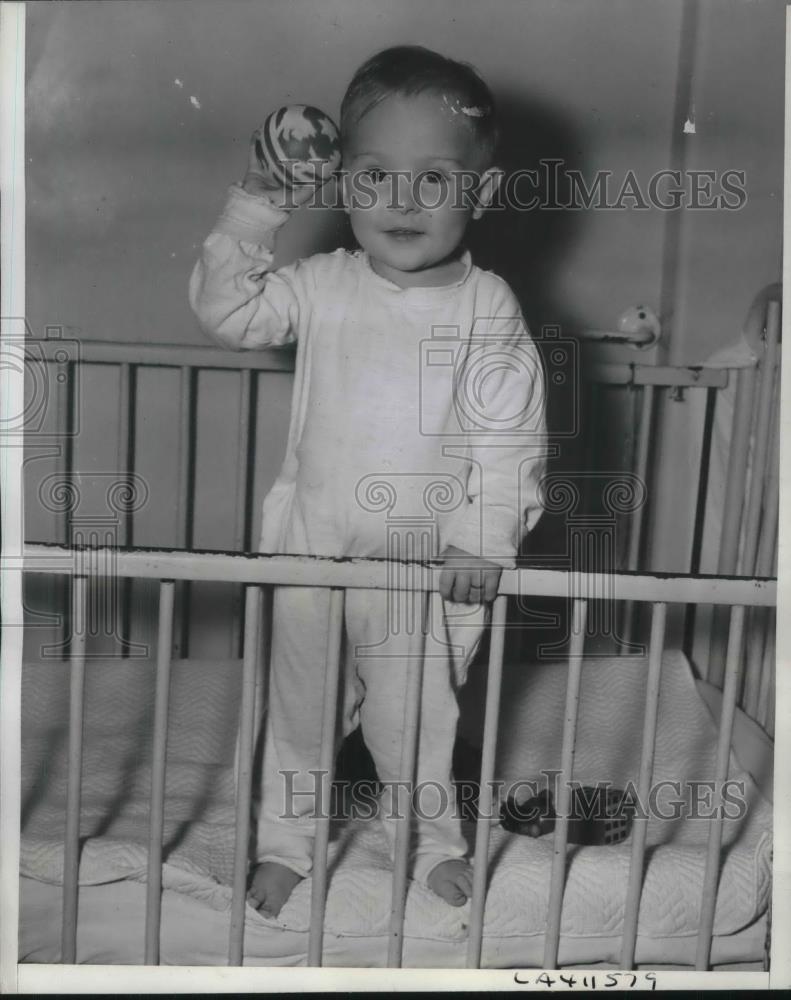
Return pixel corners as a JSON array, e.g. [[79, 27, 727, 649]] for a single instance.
[[188, 183, 312, 351], [443, 310, 547, 567]]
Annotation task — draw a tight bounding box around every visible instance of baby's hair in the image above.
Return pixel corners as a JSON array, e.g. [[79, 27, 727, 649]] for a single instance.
[[340, 45, 499, 165]]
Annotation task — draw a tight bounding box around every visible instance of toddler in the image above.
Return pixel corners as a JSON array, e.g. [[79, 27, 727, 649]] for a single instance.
[[189, 45, 546, 917]]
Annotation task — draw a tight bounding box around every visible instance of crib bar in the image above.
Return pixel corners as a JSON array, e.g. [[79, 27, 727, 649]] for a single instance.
[[543, 598, 588, 969], [228, 585, 263, 966], [144, 581, 175, 965], [755, 364, 780, 578], [230, 370, 253, 657], [743, 343, 779, 712], [620, 601, 667, 968], [61, 575, 87, 964], [232, 370, 252, 552], [695, 604, 746, 970], [623, 385, 654, 643], [56, 359, 73, 659], [176, 365, 193, 547], [387, 590, 429, 968], [116, 363, 132, 541], [118, 363, 133, 655], [743, 359, 780, 715], [738, 301, 780, 576], [466, 594, 509, 968], [745, 364, 780, 727], [757, 609, 776, 731], [741, 607, 764, 720], [174, 366, 193, 657], [717, 367, 758, 575], [681, 385, 718, 662], [628, 383, 653, 569], [252, 587, 272, 764], [56, 358, 73, 547], [765, 643, 776, 739], [707, 366, 758, 687], [307, 588, 346, 966]]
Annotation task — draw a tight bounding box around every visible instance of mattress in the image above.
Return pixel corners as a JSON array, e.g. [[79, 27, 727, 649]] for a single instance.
[[19, 649, 772, 967]]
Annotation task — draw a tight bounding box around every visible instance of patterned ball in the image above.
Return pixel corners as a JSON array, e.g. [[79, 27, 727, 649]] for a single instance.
[[255, 105, 341, 190]]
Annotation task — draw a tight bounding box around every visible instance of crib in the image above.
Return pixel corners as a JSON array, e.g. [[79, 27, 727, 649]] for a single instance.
[[16, 295, 780, 972]]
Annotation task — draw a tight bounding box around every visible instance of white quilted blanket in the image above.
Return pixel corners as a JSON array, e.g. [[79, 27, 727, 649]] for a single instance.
[[21, 649, 771, 948]]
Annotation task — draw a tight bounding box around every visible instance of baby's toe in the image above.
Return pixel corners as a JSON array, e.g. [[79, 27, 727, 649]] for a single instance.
[[247, 891, 268, 913], [458, 871, 474, 897]]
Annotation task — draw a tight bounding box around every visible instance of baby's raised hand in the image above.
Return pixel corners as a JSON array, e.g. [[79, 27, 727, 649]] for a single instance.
[[438, 545, 502, 605], [242, 129, 322, 210]]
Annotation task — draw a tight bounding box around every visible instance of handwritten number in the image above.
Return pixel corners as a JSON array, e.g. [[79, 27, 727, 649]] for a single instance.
[[512, 969, 657, 990]]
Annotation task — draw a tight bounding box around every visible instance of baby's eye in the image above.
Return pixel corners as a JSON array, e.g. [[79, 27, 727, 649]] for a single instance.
[[420, 170, 448, 186]]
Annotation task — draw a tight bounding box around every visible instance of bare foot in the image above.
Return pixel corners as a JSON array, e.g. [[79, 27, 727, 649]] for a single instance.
[[426, 858, 474, 906], [247, 861, 303, 917]]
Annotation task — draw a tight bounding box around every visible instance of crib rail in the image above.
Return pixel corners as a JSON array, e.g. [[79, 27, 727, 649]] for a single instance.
[[21, 542, 775, 602], [20, 331, 737, 618], [22, 545, 775, 969]]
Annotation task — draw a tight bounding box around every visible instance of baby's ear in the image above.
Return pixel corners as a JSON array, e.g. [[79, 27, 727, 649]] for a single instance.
[[471, 167, 503, 220]]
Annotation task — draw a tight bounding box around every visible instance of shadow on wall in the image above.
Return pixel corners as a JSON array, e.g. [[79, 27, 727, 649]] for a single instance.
[[468, 93, 585, 337], [468, 95, 591, 565], [467, 96, 616, 670]]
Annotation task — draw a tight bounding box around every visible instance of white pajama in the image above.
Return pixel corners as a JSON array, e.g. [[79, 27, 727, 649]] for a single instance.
[[257, 585, 486, 883], [189, 183, 546, 884]]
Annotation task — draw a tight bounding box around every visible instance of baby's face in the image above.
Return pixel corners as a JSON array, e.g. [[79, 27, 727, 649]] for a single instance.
[[342, 93, 491, 288]]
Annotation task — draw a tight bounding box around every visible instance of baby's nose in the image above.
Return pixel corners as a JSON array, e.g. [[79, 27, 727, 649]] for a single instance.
[[392, 172, 419, 212]]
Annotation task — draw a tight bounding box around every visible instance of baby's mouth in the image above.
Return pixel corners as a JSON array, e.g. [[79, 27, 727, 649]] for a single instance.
[[385, 227, 424, 239]]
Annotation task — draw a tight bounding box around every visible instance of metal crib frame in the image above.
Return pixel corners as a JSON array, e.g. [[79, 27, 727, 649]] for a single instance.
[[19, 299, 779, 968], [22, 544, 776, 969]]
